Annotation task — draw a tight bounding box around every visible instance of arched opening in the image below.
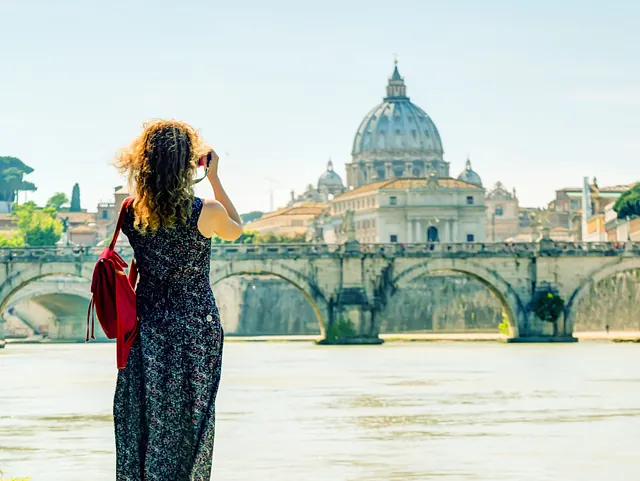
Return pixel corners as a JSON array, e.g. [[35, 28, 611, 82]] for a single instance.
[[427, 226, 439, 242], [2, 274, 96, 342], [567, 263, 640, 336], [213, 274, 322, 337], [387, 259, 522, 338], [211, 267, 328, 338]]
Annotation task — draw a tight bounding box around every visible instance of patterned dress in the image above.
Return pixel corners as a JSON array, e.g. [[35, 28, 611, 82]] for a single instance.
[[114, 197, 224, 481]]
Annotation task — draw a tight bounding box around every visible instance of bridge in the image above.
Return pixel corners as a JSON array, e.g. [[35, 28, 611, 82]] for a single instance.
[[1, 240, 639, 345]]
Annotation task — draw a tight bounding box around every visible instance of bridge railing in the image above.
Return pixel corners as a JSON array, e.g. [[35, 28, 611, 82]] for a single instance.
[[0, 241, 638, 261]]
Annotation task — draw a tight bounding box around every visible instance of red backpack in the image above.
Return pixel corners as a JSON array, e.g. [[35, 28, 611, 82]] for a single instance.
[[87, 197, 139, 370]]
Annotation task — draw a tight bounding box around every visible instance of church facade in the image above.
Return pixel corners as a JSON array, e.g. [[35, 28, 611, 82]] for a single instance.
[[318, 64, 487, 244]]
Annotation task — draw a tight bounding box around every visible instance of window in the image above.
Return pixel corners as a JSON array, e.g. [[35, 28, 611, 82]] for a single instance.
[[495, 206, 504, 216], [466, 196, 474, 205], [101, 210, 109, 219], [372, 219, 376, 228], [389, 196, 398, 206], [390, 234, 398, 243], [467, 234, 475, 242]]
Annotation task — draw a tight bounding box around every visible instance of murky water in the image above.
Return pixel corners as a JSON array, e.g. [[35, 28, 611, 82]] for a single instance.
[[1, 342, 640, 481]]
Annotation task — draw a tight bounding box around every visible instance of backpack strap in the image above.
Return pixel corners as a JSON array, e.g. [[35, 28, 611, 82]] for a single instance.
[[109, 197, 135, 250]]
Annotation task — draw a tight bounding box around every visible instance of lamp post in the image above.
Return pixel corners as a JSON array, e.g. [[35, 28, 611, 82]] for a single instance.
[[492, 213, 496, 242]]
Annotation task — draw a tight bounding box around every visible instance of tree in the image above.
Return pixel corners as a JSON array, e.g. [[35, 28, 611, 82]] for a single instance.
[[0, 231, 25, 247], [46, 192, 69, 210], [12, 201, 63, 246], [0, 156, 36, 204], [70, 183, 81, 212], [240, 211, 263, 224], [211, 229, 308, 244], [613, 184, 640, 219], [530, 290, 565, 336]]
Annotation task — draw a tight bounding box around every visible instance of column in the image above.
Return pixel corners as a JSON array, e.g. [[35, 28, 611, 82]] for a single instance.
[[414, 220, 421, 243], [385, 162, 393, 179], [448, 220, 454, 243], [406, 219, 412, 243], [453, 220, 459, 243]]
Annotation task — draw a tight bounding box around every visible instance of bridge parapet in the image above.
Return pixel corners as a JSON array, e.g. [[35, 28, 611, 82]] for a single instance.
[[1, 242, 639, 263]]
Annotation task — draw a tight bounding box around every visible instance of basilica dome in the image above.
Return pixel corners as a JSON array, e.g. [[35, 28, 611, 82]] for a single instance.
[[351, 65, 444, 158], [458, 158, 482, 187]]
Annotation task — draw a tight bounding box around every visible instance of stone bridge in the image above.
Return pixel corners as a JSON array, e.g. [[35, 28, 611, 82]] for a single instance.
[[1, 240, 639, 344]]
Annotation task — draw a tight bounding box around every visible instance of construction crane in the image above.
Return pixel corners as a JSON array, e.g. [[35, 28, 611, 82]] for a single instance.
[[264, 177, 284, 212]]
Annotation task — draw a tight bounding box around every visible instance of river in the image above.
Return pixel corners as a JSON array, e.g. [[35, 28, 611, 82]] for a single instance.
[[1, 341, 639, 481]]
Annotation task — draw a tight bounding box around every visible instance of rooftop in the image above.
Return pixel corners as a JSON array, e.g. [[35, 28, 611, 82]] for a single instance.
[[558, 182, 636, 195], [250, 203, 325, 221], [333, 177, 481, 200]]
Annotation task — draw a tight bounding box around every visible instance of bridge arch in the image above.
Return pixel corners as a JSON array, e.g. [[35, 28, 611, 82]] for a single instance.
[[210, 260, 330, 337], [391, 258, 526, 337], [565, 257, 640, 335], [0, 261, 93, 314]]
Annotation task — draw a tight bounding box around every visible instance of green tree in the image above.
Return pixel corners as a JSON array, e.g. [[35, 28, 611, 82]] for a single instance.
[[240, 211, 263, 224], [0, 156, 36, 204], [46, 192, 69, 210], [613, 183, 640, 219], [0, 231, 25, 247], [12, 202, 63, 246], [212, 229, 308, 244], [70, 183, 82, 212], [530, 290, 565, 336]]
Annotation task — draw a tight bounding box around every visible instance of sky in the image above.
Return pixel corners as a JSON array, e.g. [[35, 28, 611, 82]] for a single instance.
[[1, 0, 639, 215]]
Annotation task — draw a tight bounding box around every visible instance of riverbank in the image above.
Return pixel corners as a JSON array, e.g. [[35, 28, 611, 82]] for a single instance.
[[575, 331, 640, 342], [4, 331, 640, 345]]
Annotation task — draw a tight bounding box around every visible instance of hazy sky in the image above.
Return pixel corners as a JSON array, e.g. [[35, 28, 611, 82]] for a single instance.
[[1, 0, 639, 214]]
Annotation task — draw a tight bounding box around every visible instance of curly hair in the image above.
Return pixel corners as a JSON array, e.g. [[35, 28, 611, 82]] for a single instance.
[[115, 119, 206, 232]]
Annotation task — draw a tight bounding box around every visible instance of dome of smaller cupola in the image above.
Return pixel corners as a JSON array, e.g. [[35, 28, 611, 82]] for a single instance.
[[457, 158, 482, 187], [318, 159, 344, 192]]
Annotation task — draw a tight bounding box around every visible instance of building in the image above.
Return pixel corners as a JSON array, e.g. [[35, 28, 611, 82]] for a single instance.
[[319, 63, 486, 244], [603, 201, 640, 242], [245, 203, 325, 237], [288, 160, 346, 206], [322, 176, 485, 244], [549, 179, 635, 241], [485, 182, 520, 242], [96, 201, 116, 240]]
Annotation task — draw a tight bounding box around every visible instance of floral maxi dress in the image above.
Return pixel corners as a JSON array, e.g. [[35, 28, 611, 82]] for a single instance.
[[114, 198, 224, 481]]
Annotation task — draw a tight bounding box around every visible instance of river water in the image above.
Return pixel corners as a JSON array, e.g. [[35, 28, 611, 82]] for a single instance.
[[1, 341, 639, 481]]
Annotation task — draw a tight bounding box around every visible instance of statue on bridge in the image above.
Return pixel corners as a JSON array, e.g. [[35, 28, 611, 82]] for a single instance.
[[342, 210, 356, 242]]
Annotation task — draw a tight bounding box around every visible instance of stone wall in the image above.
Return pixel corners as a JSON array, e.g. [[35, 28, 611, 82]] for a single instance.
[[216, 274, 505, 335], [573, 270, 640, 331], [216, 276, 320, 336], [380, 275, 503, 333]]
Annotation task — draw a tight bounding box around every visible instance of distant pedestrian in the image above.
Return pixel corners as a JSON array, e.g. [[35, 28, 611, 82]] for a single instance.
[[605, 324, 610, 334]]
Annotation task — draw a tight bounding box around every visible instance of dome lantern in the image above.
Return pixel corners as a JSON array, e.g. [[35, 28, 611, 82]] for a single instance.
[[385, 62, 409, 101]]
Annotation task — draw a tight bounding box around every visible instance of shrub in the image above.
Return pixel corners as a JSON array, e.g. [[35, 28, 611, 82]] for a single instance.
[[530, 290, 565, 335], [325, 317, 357, 341]]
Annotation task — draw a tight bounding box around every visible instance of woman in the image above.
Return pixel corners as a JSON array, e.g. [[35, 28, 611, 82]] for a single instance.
[[113, 119, 242, 480]]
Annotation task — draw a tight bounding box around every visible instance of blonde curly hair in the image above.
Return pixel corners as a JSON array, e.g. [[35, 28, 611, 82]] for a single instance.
[[115, 119, 207, 232]]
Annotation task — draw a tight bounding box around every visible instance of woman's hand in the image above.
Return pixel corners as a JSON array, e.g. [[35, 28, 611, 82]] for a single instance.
[[206, 149, 220, 181]]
